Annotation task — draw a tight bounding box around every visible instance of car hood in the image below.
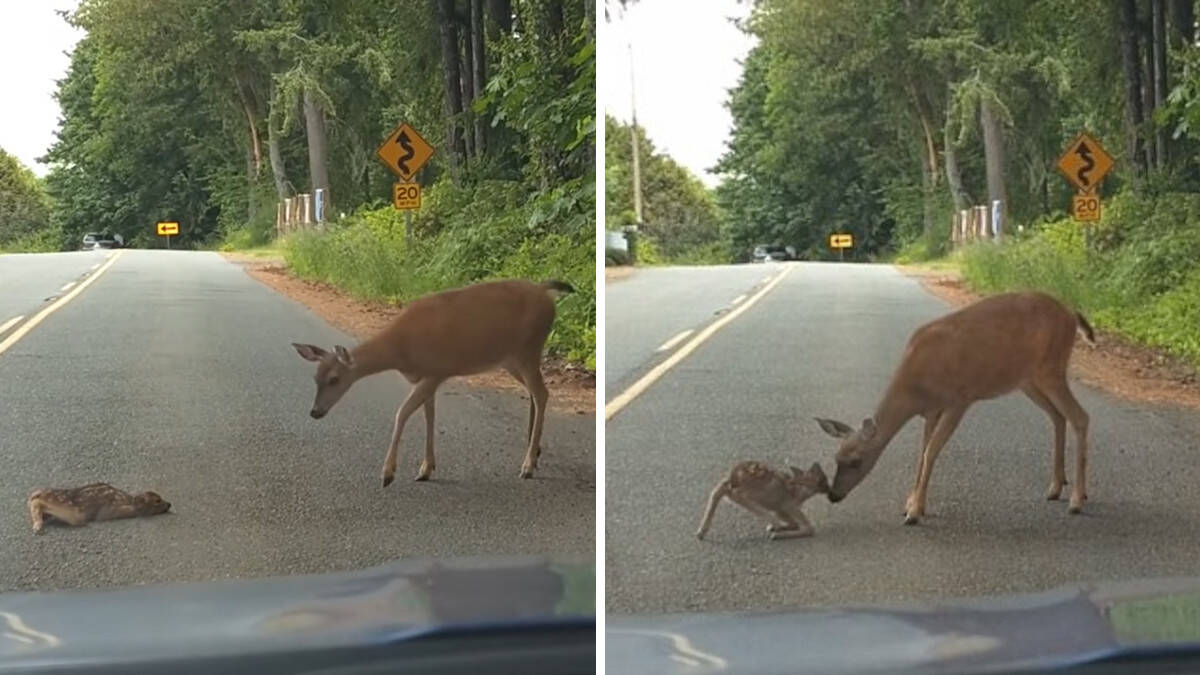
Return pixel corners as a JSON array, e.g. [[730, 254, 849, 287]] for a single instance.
[[0, 555, 593, 671], [608, 576, 1200, 674]]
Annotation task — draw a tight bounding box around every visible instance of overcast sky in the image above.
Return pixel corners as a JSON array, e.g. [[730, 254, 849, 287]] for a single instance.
[[604, 0, 757, 187], [0, 1, 82, 176]]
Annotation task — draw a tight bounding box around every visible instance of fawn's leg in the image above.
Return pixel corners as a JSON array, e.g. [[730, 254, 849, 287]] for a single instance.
[[696, 480, 730, 540], [769, 503, 814, 540], [29, 499, 46, 534], [726, 491, 794, 534]]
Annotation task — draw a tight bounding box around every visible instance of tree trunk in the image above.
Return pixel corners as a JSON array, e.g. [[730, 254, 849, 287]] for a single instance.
[[943, 115, 969, 212], [302, 88, 331, 213], [1170, 0, 1195, 48], [235, 77, 262, 177], [267, 118, 289, 201], [979, 96, 1007, 227], [1140, 2, 1157, 170], [547, 0, 564, 37], [1119, 0, 1146, 177], [245, 143, 257, 223], [486, 0, 512, 40], [459, 26, 475, 160], [436, 0, 466, 168], [1153, 0, 1167, 169], [471, 0, 486, 156]]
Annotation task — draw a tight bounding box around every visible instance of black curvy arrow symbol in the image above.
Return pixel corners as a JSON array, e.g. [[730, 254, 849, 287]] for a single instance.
[[396, 131, 416, 175], [1075, 141, 1095, 187]]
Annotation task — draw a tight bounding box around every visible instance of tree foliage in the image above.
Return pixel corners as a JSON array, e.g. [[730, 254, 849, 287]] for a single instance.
[[0, 149, 52, 248]]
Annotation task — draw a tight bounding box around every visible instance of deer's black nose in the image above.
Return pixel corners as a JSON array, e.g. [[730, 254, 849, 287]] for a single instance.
[[828, 492, 844, 503]]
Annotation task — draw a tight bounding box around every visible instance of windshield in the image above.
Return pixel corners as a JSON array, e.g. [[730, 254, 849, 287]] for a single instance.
[[0, 0, 596, 657], [602, 0, 1200, 669]]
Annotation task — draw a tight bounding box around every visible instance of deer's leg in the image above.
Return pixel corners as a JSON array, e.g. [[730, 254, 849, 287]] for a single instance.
[[29, 499, 46, 534], [504, 366, 537, 465], [415, 395, 437, 481], [1038, 376, 1090, 513], [905, 404, 968, 525], [906, 410, 942, 514], [382, 377, 443, 487], [696, 480, 730, 540], [514, 360, 549, 479], [770, 503, 814, 540], [1023, 384, 1068, 500]]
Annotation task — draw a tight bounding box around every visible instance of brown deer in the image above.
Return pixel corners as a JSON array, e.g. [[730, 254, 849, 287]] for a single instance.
[[696, 460, 830, 540], [815, 291, 1095, 525], [293, 279, 575, 487]]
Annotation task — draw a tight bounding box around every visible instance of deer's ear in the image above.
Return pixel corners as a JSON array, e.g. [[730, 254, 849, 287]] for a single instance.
[[334, 345, 355, 367], [860, 417, 877, 440], [815, 417, 854, 439], [292, 343, 327, 362]]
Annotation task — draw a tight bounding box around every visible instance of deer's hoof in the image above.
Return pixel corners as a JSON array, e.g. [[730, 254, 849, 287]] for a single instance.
[[519, 469, 534, 479], [903, 513, 920, 526], [414, 473, 430, 482], [695, 531, 705, 541], [382, 475, 394, 488], [1068, 500, 1084, 514]]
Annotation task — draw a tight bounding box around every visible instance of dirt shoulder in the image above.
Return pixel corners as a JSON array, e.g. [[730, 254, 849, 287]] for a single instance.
[[897, 265, 1200, 411], [605, 265, 635, 283], [222, 254, 595, 416]]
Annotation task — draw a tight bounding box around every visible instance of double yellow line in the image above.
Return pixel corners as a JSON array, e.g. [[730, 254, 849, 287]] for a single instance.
[[0, 251, 124, 356]]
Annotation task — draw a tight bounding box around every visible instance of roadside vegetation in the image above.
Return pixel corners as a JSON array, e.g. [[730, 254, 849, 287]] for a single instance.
[[19, 0, 594, 368]]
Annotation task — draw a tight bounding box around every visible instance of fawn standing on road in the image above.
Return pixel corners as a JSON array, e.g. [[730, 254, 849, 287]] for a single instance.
[[293, 278, 575, 487], [815, 291, 1095, 525], [696, 460, 830, 540]]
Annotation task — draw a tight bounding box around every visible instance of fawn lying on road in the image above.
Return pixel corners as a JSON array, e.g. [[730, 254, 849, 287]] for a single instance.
[[28, 483, 171, 534], [696, 461, 830, 541]]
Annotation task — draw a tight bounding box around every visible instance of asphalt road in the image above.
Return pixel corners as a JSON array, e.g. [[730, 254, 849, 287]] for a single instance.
[[0, 250, 593, 591], [0, 250, 114, 329], [605, 262, 1200, 615]]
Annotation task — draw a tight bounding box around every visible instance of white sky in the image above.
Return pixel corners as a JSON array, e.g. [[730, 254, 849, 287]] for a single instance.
[[0, 1, 82, 176], [603, 0, 757, 187]]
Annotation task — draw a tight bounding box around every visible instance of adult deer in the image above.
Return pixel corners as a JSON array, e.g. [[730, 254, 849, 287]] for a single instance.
[[293, 279, 575, 487], [815, 291, 1095, 525]]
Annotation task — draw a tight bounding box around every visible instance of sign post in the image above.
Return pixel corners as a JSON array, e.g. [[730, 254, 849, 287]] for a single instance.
[[829, 233, 853, 261], [156, 221, 179, 249], [377, 122, 435, 240]]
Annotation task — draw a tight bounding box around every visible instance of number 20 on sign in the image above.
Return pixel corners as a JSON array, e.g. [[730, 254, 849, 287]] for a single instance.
[[1072, 191, 1101, 222], [393, 182, 421, 210]]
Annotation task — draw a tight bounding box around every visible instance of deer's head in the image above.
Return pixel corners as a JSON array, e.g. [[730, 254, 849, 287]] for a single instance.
[[788, 461, 831, 500], [815, 417, 882, 502], [292, 343, 357, 419]]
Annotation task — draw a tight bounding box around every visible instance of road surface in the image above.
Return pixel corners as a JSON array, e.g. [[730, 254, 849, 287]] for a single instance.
[[605, 262, 1200, 614], [0, 250, 594, 591]]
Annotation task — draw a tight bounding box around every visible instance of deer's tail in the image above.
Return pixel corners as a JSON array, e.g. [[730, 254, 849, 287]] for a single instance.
[[542, 280, 576, 298], [1075, 311, 1096, 346]]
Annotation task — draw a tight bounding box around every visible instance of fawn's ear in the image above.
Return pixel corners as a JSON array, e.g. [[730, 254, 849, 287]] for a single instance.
[[815, 417, 855, 439], [333, 345, 355, 367], [292, 343, 327, 362]]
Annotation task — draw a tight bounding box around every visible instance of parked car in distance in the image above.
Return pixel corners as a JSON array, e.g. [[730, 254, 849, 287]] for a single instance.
[[81, 232, 123, 250], [751, 244, 793, 262]]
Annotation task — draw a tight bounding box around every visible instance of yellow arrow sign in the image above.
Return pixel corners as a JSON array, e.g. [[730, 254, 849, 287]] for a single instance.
[[829, 233, 853, 249], [1057, 132, 1114, 192], [156, 221, 179, 236], [377, 122, 434, 182]]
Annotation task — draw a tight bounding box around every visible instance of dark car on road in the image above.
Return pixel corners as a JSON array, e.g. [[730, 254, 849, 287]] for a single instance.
[[751, 244, 794, 262], [81, 232, 123, 250]]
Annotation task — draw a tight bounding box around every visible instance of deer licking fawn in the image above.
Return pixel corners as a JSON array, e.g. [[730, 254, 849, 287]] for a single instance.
[[815, 291, 1095, 525], [293, 279, 574, 487], [696, 460, 830, 540]]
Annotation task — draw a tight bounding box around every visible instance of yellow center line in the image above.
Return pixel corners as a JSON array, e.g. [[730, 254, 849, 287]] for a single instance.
[[0, 251, 123, 356], [605, 266, 793, 421]]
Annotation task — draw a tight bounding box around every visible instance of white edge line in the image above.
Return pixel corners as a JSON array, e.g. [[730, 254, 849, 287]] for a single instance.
[[90, 263, 100, 271], [655, 329, 694, 353], [605, 266, 792, 421], [0, 252, 123, 356], [730, 293, 747, 306], [0, 315, 25, 337]]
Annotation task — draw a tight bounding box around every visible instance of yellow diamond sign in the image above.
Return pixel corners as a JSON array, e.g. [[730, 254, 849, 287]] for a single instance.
[[1057, 132, 1114, 192], [377, 122, 434, 182]]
